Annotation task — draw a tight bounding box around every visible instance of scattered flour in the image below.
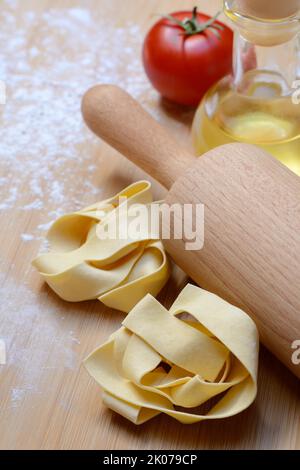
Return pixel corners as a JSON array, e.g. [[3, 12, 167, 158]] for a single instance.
[[21, 233, 35, 242], [0, 1, 185, 411], [10, 388, 27, 408], [0, 273, 78, 408], [0, 0, 158, 242]]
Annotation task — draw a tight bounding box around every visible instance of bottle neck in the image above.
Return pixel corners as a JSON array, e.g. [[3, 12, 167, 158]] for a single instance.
[[225, 1, 300, 97], [233, 30, 300, 96]]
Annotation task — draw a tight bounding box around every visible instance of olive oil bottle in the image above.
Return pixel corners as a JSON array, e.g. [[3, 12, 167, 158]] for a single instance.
[[192, 1, 300, 176]]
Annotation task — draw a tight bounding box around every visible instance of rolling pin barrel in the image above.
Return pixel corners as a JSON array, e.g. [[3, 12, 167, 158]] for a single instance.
[[82, 84, 300, 378]]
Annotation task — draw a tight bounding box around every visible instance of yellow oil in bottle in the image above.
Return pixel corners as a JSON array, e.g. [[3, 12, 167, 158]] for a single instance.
[[192, 77, 300, 176], [193, 1, 300, 176]]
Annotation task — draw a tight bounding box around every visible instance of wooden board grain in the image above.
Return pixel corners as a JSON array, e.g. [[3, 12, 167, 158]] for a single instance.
[[0, 0, 299, 450]]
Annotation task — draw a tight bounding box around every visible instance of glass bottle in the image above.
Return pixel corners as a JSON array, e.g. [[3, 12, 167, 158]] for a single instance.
[[192, 0, 300, 175]]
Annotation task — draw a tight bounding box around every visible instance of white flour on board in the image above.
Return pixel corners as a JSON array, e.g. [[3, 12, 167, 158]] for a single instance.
[[0, 1, 187, 411], [21, 233, 35, 242], [0, 273, 79, 408], [0, 0, 161, 242]]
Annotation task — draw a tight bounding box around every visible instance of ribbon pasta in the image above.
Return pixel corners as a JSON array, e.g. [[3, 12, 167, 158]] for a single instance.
[[33, 181, 170, 312], [85, 283, 259, 424]]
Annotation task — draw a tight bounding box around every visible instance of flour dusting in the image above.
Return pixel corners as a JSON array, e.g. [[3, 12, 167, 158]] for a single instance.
[[21, 233, 35, 242], [0, 0, 157, 243], [0, 273, 78, 407]]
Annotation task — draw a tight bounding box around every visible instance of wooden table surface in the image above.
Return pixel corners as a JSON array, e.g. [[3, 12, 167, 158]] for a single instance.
[[0, 0, 299, 450]]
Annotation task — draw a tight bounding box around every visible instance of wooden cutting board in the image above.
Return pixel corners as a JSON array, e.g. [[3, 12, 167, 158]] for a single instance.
[[0, 0, 299, 450]]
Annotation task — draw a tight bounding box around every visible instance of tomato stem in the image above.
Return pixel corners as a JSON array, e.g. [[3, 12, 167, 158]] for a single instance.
[[164, 7, 224, 37]]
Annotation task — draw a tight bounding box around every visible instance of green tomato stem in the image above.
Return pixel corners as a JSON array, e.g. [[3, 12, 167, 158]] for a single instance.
[[164, 7, 223, 38]]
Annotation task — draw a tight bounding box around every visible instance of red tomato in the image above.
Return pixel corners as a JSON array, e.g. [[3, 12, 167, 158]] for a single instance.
[[142, 10, 233, 106]]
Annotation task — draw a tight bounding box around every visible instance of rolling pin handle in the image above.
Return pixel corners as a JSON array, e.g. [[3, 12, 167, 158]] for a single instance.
[[81, 85, 193, 189]]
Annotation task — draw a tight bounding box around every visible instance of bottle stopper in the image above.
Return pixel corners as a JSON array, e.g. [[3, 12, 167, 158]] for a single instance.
[[236, 0, 300, 19], [229, 1, 300, 46]]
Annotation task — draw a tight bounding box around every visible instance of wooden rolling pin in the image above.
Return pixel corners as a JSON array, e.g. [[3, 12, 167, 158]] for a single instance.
[[82, 85, 300, 378]]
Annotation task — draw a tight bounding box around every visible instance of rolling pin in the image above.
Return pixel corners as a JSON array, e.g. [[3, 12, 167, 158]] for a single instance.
[[82, 85, 300, 378]]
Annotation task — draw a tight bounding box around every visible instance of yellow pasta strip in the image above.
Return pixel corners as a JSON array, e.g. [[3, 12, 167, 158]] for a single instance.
[[32, 179, 259, 424], [32, 181, 170, 312], [123, 296, 229, 382], [85, 284, 259, 424]]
